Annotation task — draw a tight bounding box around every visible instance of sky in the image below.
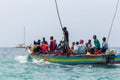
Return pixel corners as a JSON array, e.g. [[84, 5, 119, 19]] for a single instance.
[[0, 0, 120, 47]]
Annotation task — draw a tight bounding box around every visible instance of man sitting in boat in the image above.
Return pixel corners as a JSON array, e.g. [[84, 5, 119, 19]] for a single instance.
[[70, 42, 75, 51], [78, 40, 87, 54], [101, 37, 109, 53], [92, 35, 102, 55], [85, 39, 93, 54], [34, 39, 41, 52], [93, 35, 101, 50], [41, 41, 49, 54], [49, 36, 56, 53], [86, 39, 92, 52], [91, 35, 101, 54], [73, 41, 79, 54], [55, 40, 66, 55], [31, 40, 41, 54], [42, 37, 48, 45], [58, 40, 63, 50], [31, 40, 37, 54]]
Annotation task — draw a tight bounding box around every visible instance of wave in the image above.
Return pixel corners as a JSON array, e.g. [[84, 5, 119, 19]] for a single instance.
[[14, 55, 28, 63], [14, 55, 52, 65], [32, 58, 51, 64]]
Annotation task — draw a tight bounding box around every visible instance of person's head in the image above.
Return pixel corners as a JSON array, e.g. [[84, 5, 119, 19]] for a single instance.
[[43, 37, 45, 41], [88, 39, 91, 44], [93, 35, 97, 40], [63, 27, 67, 31], [33, 40, 37, 45], [80, 40, 84, 44], [37, 39, 41, 45], [72, 42, 75, 45], [103, 37, 106, 42], [64, 27, 67, 30], [76, 41, 79, 45], [50, 36, 54, 40]]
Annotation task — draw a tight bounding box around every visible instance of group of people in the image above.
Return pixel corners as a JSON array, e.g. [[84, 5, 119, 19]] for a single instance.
[[31, 27, 69, 54], [31, 36, 56, 54], [70, 35, 109, 56], [30, 27, 109, 56]]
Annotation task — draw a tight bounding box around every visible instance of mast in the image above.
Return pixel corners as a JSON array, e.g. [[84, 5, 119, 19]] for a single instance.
[[24, 26, 26, 45], [54, 0, 69, 50], [54, 0, 63, 29]]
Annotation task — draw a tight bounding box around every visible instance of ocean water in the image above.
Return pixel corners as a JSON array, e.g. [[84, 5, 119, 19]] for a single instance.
[[0, 48, 120, 80]]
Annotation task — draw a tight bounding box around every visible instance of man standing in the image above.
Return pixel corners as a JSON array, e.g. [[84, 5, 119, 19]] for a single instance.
[[62, 27, 69, 49], [42, 37, 48, 45]]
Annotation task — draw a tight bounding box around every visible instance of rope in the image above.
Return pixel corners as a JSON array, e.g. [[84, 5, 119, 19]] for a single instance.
[[107, 0, 119, 41]]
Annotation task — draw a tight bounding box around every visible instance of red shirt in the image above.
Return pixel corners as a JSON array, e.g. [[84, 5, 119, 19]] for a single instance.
[[50, 40, 55, 52], [41, 44, 48, 53]]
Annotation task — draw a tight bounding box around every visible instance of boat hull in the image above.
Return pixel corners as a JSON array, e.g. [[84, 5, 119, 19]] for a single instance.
[[28, 54, 120, 65]]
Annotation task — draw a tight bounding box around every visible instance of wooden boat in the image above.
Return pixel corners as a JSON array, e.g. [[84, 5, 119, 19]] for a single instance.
[[26, 0, 120, 65], [27, 48, 120, 65]]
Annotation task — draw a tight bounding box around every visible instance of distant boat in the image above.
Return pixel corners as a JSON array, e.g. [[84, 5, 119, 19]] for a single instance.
[[16, 43, 26, 48], [16, 26, 26, 48]]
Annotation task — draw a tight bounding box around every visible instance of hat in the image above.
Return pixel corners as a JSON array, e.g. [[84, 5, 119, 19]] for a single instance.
[[80, 40, 84, 44], [33, 41, 37, 45]]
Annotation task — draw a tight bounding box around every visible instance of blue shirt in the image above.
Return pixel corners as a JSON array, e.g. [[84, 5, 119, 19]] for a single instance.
[[102, 41, 108, 49], [78, 44, 86, 54]]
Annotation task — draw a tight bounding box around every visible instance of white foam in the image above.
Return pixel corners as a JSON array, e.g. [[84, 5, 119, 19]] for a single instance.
[[14, 55, 27, 63], [15, 55, 52, 65], [32, 58, 51, 65], [32, 59, 44, 63]]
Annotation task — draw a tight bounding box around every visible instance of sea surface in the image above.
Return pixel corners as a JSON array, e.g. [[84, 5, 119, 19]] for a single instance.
[[0, 47, 120, 80]]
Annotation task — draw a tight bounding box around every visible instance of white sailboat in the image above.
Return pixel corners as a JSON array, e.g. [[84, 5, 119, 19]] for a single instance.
[[16, 26, 26, 48]]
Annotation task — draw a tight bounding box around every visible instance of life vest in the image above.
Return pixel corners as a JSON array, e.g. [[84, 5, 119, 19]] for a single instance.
[[94, 49, 101, 55], [41, 44, 48, 53], [50, 40, 55, 52]]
